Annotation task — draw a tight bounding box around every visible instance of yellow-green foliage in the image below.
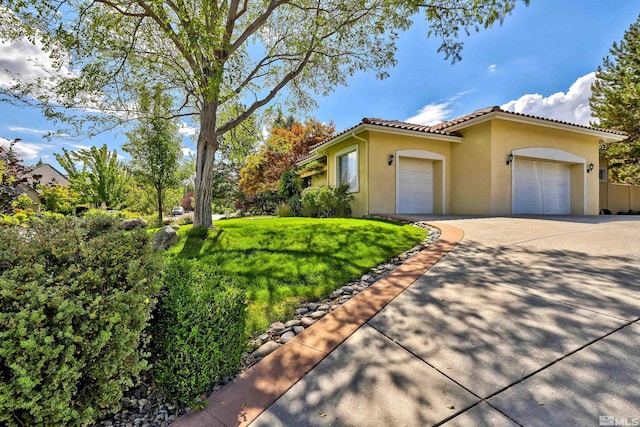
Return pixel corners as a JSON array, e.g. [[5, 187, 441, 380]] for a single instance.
[[39, 184, 79, 214], [11, 194, 34, 210], [0, 215, 162, 426]]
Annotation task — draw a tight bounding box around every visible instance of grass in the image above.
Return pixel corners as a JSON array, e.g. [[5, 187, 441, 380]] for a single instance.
[[164, 217, 426, 335]]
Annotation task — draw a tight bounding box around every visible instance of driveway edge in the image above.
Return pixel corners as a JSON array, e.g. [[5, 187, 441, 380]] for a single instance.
[[172, 222, 464, 427]]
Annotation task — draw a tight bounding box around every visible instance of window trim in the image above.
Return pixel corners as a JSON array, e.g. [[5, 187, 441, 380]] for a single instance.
[[335, 144, 359, 193], [599, 167, 607, 183]]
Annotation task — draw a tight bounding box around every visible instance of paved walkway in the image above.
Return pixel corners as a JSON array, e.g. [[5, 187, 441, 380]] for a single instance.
[[175, 216, 640, 427]]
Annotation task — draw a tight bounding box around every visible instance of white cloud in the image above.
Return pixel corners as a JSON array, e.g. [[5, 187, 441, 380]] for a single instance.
[[0, 138, 52, 161], [0, 36, 73, 90], [501, 72, 596, 125], [405, 90, 476, 126], [405, 102, 453, 126], [181, 146, 196, 157], [178, 122, 198, 136], [69, 143, 92, 150], [488, 64, 497, 73], [7, 126, 52, 136]]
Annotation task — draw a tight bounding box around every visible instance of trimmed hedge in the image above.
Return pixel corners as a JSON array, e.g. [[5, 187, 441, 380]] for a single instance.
[[152, 258, 247, 405], [0, 215, 161, 426]]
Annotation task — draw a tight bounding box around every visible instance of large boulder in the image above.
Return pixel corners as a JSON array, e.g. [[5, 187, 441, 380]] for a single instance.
[[152, 226, 179, 250], [120, 218, 148, 230]]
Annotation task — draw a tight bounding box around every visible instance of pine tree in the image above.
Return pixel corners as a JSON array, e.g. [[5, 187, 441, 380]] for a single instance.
[[590, 15, 640, 184]]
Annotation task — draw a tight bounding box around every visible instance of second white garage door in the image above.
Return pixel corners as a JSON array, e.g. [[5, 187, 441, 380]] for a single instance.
[[513, 159, 570, 215], [397, 157, 434, 214]]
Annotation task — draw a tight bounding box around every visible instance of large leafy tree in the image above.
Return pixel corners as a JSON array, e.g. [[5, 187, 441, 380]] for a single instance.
[[124, 85, 184, 223], [55, 144, 127, 208], [239, 118, 334, 196], [591, 14, 640, 184], [2, 0, 527, 227]]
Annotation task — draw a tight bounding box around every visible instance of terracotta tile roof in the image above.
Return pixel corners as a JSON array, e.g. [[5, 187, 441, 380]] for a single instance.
[[307, 117, 461, 152], [433, 105, 628, 136], [297, 152, 326, 164], [360, 117, 461, 136], [299, 106, 627, 165]]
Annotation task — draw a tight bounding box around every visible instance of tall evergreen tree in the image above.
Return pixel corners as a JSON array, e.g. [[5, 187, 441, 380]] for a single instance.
[[591, 15, 640, 184]]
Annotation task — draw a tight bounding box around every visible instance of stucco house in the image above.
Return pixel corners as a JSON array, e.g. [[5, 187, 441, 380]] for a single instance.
[[298, 106, 627, 217]]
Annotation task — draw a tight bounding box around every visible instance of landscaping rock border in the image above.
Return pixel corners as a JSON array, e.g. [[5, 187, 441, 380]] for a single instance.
[[245, 222, 440, 363], [95, 221, 439, 427]]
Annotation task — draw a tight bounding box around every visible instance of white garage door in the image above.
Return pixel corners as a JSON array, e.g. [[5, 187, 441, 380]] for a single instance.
[[398, 157, 434, 214], [513, 159, 570, 215]]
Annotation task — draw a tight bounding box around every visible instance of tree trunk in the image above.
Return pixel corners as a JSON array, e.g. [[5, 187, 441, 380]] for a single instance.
[[157, 185, 163, 225], [193, 101, 219, 228]]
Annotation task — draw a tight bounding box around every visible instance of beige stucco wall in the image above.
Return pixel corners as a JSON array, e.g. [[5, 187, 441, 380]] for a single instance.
[[367, 132, 452, 215], [307, 116, 604, 217], [322, 134, 369, 217], [449, 122, 493, 214], [601, 183, 640, 213], [489, 120, 600, 215], [310, 172, 327, 187]]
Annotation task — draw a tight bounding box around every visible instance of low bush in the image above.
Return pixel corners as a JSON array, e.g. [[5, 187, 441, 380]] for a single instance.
[[276, 203, 293, 217], [151, 259, 247, 406], [175, 211, 194, 225], [300, 184, 353, 218], [0, 215, 162, 426]]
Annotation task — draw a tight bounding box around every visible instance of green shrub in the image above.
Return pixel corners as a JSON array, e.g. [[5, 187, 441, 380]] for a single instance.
[[0, 215, 162, 426], [300, 185, 353, 218], [39, 184, 79, 214], [279, 170, 302, 216], [276, 203, 293, 217], [152, 259, 247, 406], [176, 211, 194, 225], [0, 214, 19, 226], [11, 194, 34, 210]]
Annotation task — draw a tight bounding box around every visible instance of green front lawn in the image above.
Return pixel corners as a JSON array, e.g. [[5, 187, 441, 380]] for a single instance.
[[165, 217, 426, 334]]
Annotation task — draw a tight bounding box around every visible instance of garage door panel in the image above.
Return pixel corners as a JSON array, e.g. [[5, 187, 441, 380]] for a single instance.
[[513, 159, 570, 215], [398, 157, 434, 214]]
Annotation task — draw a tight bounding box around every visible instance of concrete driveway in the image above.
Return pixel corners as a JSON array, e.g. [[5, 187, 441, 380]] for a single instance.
[[252, 216, 640, 426]]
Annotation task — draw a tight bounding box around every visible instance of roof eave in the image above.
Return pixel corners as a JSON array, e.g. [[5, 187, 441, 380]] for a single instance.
[[306, 123, 462, 158], [364, 125, 463, 143], [296, 153, 324, 167], [443, 111, 628, 142]]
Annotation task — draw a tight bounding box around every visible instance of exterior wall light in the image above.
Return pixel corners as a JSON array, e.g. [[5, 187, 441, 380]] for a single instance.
[[388, 154, 394, 166], [587, 163, 594, 173], [506, 153, 514, 165]]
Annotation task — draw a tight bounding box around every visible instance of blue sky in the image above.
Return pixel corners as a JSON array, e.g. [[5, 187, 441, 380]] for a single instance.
[[1, 0, 638, 170]]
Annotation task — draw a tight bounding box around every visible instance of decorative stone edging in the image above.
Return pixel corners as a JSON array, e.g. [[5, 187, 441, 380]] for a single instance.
[[96, 221, 438, 427], [243, 222, 440, 365]]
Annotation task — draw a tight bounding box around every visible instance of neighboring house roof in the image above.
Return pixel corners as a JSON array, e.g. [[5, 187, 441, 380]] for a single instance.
[[298, 106, 627, 166], [22, 164, 69, 187]]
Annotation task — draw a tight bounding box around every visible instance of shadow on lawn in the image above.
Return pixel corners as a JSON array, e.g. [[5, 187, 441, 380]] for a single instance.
[[171, 220, 425, 333], [179, 227, 223, 258]]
